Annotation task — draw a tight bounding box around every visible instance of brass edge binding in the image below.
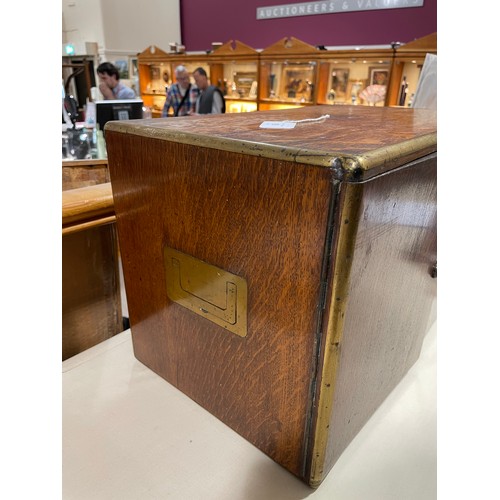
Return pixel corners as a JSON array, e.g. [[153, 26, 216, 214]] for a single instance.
[[301, 177, 341, 480], [330, 132, 437, 183], [106, 123, 436, 182], [106, 122, 336, 168], [354, 133, 437, 177], [308, 182, 364, 487]]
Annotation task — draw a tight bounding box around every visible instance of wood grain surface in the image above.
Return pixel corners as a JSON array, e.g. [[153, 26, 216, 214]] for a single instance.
[[62, 224, 122, 360], [107, 131, 336, 477], [308, 154, 437, 485], [62, 159, 109, 191]]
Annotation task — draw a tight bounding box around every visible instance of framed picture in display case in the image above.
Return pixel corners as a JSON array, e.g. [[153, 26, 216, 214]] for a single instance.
[[369, 67, 389, 86], [150, 66, 161, 80], [280, 64, 315, 101], [233, 72, 257, 98], [329, 68, 350, 100]]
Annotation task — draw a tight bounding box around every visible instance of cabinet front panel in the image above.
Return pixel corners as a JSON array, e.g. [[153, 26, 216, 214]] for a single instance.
[[107, 131, 335, 476]]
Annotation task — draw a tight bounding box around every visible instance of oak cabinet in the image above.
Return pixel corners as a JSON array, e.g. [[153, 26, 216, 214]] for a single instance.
[[105, 104, 437, 487]]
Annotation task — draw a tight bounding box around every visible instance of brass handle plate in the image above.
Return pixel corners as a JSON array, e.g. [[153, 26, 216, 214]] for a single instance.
[[164, 246, 247, 337]]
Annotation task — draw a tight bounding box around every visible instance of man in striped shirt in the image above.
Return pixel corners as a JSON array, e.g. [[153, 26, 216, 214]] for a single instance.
[[162, 65, 199, 117]]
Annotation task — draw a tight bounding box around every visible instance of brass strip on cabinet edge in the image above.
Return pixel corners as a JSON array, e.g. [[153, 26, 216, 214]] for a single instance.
[[355, 133, 437, 175], [107, 123, 336, 167], [308, 183, 364, 487], [106, 123, 436, 179]]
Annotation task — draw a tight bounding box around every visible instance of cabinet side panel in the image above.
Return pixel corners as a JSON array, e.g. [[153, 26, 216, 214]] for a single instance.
[[323, 155, 437, 478], [106, 131, 333, 477]]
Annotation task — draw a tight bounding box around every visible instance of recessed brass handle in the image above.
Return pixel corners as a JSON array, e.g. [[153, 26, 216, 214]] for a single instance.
[[164, 246, 247, 337], [170, 258, 238, 324]]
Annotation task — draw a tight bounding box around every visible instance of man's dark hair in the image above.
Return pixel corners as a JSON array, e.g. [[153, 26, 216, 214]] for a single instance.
[[97, 62, 120, 80], [193, 67, 207, 77]]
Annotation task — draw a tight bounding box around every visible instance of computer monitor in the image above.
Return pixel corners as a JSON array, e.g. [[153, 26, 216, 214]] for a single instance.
[[95, 99, 143, 134]]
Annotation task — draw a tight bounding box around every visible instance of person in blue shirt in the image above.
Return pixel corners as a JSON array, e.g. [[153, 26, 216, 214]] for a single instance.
[[97, 62, 136, 100]]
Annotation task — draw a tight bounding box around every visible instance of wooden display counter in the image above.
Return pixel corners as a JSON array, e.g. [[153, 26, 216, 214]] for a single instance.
[[62, 182, 122, 360]]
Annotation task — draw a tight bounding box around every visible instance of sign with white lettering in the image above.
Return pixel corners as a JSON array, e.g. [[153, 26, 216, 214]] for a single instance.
[[257, 0, 424, 20]]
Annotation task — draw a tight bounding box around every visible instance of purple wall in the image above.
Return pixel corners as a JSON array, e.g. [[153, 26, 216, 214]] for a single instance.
[[180, 0, 436, 51]]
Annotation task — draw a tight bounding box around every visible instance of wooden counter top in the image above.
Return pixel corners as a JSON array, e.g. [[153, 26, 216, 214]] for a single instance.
[[62, 182, 115, 235]]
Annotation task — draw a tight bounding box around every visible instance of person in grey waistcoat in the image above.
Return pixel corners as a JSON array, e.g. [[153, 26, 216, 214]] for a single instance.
[[192, 67, 225, 114]]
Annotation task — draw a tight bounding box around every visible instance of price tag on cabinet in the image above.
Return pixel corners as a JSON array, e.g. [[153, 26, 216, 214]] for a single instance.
[[259, 121, 296, 129]]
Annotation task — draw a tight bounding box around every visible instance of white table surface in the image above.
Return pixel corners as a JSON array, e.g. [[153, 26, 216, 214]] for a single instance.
[[63, 316, 436, 500]]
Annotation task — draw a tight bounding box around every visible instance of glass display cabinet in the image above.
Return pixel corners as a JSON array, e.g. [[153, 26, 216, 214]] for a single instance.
[[208, 40, 259, 113], [137, 45, 210, 117], [164, 56, 210, 88], [137, 45, 171, 117], [386, 32, 437, 107], [315, 48, 393, 107], [161, 55, 210, 116], [135, 33, 436, 116], [258, 37, 319, 111]]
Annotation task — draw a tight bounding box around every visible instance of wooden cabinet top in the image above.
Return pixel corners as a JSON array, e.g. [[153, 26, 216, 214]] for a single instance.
[[106, 105, 436, 182], [210, 39, 259, 59], [397, 32, 437, 54], [260, 36, 319, 56], [137, 45, 171, 63]]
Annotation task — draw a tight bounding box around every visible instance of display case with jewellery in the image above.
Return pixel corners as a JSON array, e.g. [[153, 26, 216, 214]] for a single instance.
[[137, 44, 211, 117], [208, 40, 260, 113], [163, 54, 210, 90], [258, 37, 319, 111], [385, 32, 437, 108], [137, 45, 171, 117], [315, 48, 393, 107]]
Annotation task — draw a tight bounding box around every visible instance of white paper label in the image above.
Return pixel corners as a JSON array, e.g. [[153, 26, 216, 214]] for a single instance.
[[259, 121, 296, 129]]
